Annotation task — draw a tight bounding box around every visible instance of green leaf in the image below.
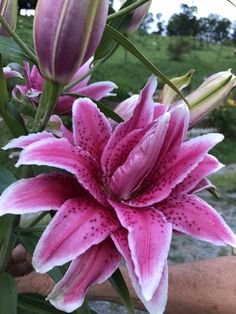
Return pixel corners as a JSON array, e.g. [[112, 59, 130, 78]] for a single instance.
[[0, 166, 16, 194], [0, 35, 32, 62], [104, 25, 190, 107], [95, 0, 136, 60], [109, 268, 135, 314], [18, 294, 65, 314], [0, 215, 18, 272], [0, 273, 17, 314]]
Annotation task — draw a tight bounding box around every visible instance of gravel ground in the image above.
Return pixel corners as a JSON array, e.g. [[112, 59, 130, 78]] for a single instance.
[[90, 166, 236, 313]]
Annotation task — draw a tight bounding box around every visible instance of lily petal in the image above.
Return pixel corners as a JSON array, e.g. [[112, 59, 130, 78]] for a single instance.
[[72, 98, 112, 161], [112, 228, 168, 314], [3, 132, 54, 150], [110, 199, 172, 301], [174, 154, 223, 194], [48, 238, 121, 313], [190, 177, 216, 194], [16, 138, 107, 206], [110, 113, 170, 199], [33, 197, 120, 273], [158, 193, 236, 246], [78, 81, 117, 101], [47, 115, 74, 144], [127, 133, 224, 207], [101, 76, 157, 173], [0, 173, 81, 215]]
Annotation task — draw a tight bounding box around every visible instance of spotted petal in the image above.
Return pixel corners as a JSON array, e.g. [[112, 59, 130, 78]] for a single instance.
[[33, 197, 120, 273], [110, 113, 170, 199], [127, 133, 224, 207], [16, 137, 107, 205], [48, 238, 121, 313], [101, 76, 157, 173], [174, 154, 223, 194], [110, 199, 172, 301], [112, 228, 168, 314], [0, 173, 81, 215], [72, 98, 112, 161], [3, 132, 54, 150], [158, 193, 236, 246]]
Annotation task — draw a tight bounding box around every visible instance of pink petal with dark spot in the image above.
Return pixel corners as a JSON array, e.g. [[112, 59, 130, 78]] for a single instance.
[[72, 98, 111, 161], [174, 154, 223, 194], [33, 197, 120, 273], [78, 81, 117, 101], [101, 76, 157, 173], [157, 193, 236, 246], [3, 132, 54, 150], [110, 199, 172, 301], [16, 137, 107, 206], [0, 173, 81, 215], [110, 113, 170, 199], [48, 238, 121, 313], [112, 228, 168, 314], [127, 133, 224, 207]]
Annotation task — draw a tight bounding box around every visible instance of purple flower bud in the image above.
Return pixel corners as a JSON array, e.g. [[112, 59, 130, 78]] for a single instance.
[[126, 0, 152, 35], [0, 0, 17, 36], [33, 0, 109, 85]]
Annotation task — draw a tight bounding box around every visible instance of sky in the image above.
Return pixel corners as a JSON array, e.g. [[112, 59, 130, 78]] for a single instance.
[[113, 0, 236, 31]]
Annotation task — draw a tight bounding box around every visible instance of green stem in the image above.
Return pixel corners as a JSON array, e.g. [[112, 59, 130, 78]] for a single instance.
[[107, 0, 149, 22], [28, 212, 49, 228], [0, 14, 37, 64], [104, 25, 190, 107], [33, 80, 62, 132], [63, 60, 102, 92]]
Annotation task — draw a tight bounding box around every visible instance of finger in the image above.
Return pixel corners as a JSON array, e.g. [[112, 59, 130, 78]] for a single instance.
[[16, 272, 55, 296], [7, 262, 34, 277]]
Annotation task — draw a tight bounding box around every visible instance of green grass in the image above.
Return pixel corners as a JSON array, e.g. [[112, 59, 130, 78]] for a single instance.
[[210, 138, 236, 164]]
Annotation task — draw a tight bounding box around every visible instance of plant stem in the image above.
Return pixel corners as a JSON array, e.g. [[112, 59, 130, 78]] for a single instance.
[[0, 14, 37, 64], [33, 80, 62, 132], [63, 60, 102, 92], [107, 0, 149, 22]]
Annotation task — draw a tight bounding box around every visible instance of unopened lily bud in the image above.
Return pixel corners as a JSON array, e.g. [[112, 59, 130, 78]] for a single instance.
[[0, 0, 17, 36], [126, 0, 152, 35], [33, 0, 109, 85], [177, 70, 236, 128]]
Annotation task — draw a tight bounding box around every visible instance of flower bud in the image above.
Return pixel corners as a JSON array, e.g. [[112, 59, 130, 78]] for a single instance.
[[0, 0, 17, 36], [126, 0, 152, 35], [33, 0, 109, 85], [177, 70, 236, 128]]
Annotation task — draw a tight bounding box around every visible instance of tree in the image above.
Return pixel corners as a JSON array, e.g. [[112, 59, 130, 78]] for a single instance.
[[18, 0, 37, 9], [167, 3, 199, 37], [156, 13, 165, 35], [139, 12, 154, 33]]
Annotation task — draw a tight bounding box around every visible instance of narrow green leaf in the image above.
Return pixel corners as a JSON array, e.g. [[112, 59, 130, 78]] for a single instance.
[[0, 166, 16, 194], [109, 268, 135, 314], [63, 93, 124, 123], [0, 215, 18, 272], [104, 25, 190, 107], [0, 273, 17, 314], [18, 294, 65, 314]]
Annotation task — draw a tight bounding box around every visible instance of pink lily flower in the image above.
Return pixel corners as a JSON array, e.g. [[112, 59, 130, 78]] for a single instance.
[[1, 77, 235, 313], [3, 65, 23, 80], [12, 59, 117, 115]]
